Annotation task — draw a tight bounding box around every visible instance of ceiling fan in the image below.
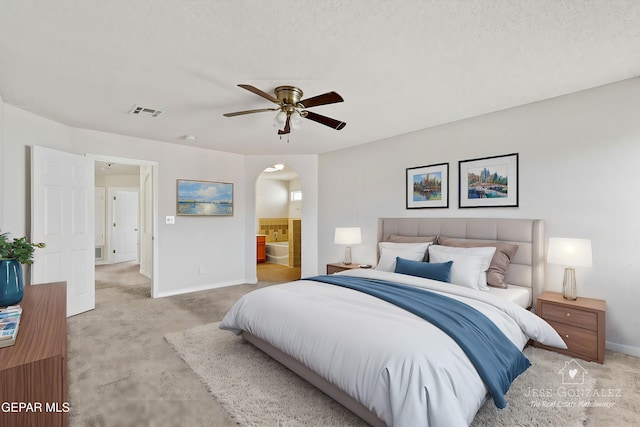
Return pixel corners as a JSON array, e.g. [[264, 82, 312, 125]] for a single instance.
[[223, 84, 346, 135]]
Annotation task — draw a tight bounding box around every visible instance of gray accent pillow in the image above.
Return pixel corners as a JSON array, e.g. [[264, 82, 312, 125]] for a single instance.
[[437, 236, 519, 289], [384, 234, 437, 243]]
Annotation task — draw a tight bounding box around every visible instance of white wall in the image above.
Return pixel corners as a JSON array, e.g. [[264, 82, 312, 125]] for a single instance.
[[318, 77, 640, 356], [0, 102, 248, 296], [95, 174, 139, 188], [256, 177, 289, 219], [1, 103, 72, 235], [288, 178, 302, 218], [255, 175, 303, 221]]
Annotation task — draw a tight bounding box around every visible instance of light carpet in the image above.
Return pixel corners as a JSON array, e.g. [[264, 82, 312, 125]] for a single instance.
[[166, 323, 600, 427]]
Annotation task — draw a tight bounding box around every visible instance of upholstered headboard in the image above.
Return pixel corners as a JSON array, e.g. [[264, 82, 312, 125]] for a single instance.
[[377, 218, 545, 300]]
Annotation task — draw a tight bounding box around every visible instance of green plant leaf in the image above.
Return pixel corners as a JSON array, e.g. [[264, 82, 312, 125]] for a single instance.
[[0, 231, 46, 264]]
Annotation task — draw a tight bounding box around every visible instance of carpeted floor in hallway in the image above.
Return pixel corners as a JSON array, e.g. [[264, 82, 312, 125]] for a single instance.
[[67, 261, 278, 426]]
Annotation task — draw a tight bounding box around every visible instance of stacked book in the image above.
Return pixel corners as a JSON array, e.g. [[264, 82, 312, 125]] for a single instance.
[[0, 305, 22, 348]]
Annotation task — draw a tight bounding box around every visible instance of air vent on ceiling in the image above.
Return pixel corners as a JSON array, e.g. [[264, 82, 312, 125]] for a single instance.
[[129, 105, 164, 117]]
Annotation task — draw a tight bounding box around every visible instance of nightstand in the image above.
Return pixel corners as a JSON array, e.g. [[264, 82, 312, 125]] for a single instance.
[[326, 262, 365, 275], [534, 291, 606, 364]]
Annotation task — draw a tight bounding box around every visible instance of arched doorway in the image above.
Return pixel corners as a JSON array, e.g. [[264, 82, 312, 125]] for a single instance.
[[255, 163, 302, 282]]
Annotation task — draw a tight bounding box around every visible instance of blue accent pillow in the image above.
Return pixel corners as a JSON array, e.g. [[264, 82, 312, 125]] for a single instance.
[[394, 257, 453, 282]]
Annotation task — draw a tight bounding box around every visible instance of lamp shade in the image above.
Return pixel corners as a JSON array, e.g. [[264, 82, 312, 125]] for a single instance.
[[547, 238, 593, 267], [334, 227, 362, 245]]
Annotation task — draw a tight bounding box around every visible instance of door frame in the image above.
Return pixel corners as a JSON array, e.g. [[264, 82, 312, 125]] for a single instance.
[[87, 154, 160, 298], [255, 163, 303, 280]]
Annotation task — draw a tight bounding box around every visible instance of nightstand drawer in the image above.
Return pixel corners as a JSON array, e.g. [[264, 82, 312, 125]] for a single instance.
[[540, 302, 598, 331], [548, 320, 598, 360], [535, 292, 605, 363]]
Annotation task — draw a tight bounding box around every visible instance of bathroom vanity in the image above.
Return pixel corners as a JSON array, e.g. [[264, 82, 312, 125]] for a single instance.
[[256, 235, 266, 263]]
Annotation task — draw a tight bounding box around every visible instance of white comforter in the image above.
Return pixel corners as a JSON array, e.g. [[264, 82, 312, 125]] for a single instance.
[[220, 269, 566, 427]]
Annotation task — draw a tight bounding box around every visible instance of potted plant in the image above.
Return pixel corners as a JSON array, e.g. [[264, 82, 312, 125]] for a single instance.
[[0, 231, 46, 306]]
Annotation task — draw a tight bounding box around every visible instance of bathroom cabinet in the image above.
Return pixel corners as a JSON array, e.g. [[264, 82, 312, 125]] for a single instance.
[[256, 235, 266, 263]]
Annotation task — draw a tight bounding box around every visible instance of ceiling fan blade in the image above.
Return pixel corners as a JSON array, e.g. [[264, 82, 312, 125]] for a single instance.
[[237, 84, 279, 104], [303, 110, 346, 130], [278, 115, 291, 135], [223, 108, 277, 117], [298, 91, 344, 108]]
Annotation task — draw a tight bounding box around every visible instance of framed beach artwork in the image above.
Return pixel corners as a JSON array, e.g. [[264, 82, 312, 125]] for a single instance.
[[176, 179, 234, 216], [406, 163, 449, 209], [458, 153, 518, 208]]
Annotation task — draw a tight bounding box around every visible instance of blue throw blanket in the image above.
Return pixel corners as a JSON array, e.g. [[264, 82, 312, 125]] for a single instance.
[[305, 275, 530, 409]]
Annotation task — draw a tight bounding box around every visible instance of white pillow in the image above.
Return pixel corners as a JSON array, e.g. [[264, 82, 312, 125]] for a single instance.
[[378, 241, 432, 256], [376, 248, 426, 272], [427, 245, 496, 290]]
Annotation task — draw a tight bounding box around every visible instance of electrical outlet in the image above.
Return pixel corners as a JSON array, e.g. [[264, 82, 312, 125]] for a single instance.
[[199, 266, 205, 274], [166, 216, 175, 224]]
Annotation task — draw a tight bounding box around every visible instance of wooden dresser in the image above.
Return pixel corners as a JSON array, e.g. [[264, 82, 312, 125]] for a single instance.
[[0, 282, 68, 426], [534, 291, 606, 364]]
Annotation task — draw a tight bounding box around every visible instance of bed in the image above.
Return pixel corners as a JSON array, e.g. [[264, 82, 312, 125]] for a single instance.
[[220, 218, 566, 427], [376, 217, 546, 308]]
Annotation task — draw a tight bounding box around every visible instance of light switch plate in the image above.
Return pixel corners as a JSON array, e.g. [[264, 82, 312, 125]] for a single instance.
[[166, 215, 175, 224]]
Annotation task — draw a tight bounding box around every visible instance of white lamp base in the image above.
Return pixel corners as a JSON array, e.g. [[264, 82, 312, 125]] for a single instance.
[[343, 246, 352, 265], [562, 267, 577, 300]]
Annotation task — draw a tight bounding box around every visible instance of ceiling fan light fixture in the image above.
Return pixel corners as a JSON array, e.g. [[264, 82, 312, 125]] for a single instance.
[[290, 110, 303, 130], [264, 163, 285, 173], [274, 110, 287, 128], [224, 84, 346, 136]]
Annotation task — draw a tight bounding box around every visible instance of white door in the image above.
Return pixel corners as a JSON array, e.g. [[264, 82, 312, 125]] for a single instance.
[[31, 145, 95, 317], [94, 187, 106, 261], [112, 189, 139, 263]]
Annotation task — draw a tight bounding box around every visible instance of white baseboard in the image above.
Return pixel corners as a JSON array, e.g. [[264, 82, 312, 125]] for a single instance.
[[153, 279, 250, 298], [606, 341, 640, 358]]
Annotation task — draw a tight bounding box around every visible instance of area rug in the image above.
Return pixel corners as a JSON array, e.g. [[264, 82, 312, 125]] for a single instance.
[[165, 323, 595, 427]]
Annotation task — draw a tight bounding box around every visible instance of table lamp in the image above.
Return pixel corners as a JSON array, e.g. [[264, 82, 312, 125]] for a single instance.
[[547, 237, 592, 300], [334, 227, 362, 265]]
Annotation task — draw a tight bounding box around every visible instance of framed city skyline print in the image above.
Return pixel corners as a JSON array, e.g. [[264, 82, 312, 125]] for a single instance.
[[406, 163, 449, 209], [176, 179, 233, 216], [458, 153, 518, 208]]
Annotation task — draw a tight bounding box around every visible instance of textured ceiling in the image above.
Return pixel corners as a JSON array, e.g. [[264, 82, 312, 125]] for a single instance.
[[1, 0, 639, 155]]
